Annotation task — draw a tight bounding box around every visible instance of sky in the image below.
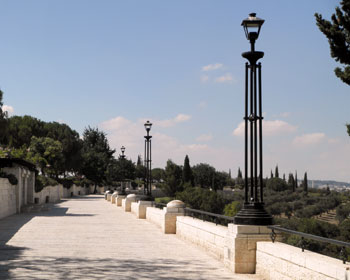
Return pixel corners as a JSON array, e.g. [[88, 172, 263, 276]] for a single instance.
[[0, 0, 349, 182]]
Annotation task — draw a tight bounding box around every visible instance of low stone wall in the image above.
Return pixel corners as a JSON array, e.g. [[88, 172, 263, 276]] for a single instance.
[[34, 184, 88, 205], [146, 207, 163, 228], [0, 178, 16, 219], [256, 241, 350, 280], [176, 216, 227, 261], [131, 202, 138, 215]]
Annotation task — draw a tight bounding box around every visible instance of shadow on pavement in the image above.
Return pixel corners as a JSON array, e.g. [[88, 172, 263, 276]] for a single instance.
[[0, 257, 235, 280]]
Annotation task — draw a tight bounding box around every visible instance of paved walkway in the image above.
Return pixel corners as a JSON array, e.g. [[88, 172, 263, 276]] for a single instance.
[[0, 195, 260, 279]]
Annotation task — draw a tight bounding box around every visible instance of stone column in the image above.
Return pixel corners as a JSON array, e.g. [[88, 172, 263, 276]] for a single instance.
[[111, 192, 118, 204], [116, 195, 126, 206], [122, 194, 137, 212], [162, 200, 185, 234], [224, 224, 273, 274]]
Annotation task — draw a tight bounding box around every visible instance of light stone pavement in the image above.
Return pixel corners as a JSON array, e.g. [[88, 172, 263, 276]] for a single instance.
[[0, 195, 261, 280]]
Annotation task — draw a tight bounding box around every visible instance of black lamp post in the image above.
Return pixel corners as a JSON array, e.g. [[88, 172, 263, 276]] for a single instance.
[[234, 13, 273, 225], [144, 121, 152, 197], [119, 146, 126, 195]]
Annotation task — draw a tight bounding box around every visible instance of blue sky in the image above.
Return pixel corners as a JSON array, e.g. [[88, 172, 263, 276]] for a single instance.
[[1, 0, 349, 181]]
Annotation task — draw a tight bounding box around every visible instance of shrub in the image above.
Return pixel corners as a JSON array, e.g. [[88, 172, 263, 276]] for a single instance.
[[0, 171, 18, 185], [35, 175, 58, 192], [223, 201, 241, 217]]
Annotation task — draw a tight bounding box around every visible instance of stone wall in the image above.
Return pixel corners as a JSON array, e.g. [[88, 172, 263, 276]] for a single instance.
[[256, 241, 350, 280], [34, 184, 89, 204], [0, 178, 17, 219], [145, 207, 163, 228], [176, 216, 227, 261]]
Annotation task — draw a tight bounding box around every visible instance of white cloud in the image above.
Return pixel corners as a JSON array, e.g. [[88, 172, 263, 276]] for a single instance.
[[157, 114, 191, 128], [328, 138, 341, 144], [200, 75, 209, 83], [280, 112, 290, 118], [215, 73, 234, 83], [202, 63, 223, 71], [233, 120, 297, 137], [3, 105, 14, 115], [196, 134, 213, 142], [293, 133, 326, 146]]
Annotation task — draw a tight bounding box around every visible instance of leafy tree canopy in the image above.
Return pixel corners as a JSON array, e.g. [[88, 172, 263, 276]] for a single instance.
[[315, 0, 350, 86]]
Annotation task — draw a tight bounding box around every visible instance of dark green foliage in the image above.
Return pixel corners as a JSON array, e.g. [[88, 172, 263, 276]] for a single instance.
[[35, 175, 58, 192], [27, 136, 64, 177], [81, 127, 115, 191], [223, 201, 241, 217], [288, 173, 295, 192], [270, 170, 273, 178], [336, 203, 350, 222], [59, 178, 74, 189], [0, 90, 8, 145], [106, 157, 136, 185], [315, 0, 350, 85], [275, 165, 279, 178], [176, 187, 225, 214], [152, 168, 165, 182], [0, 171, 18, 185], [162, 160, 183, 197], [303, 172, 308, 193], [339, 219, 350, 241], [182, 155, 193, 185], [154, 197, 173, 204], [237, 167, 242, 179], [275, 217, 343, 259], [266, 177, 288, 192], [135, 155, 146, 180], [192, 163, 215, 189]]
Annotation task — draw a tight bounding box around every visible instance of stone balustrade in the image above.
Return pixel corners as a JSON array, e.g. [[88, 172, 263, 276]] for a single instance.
[[109, 197, 350, 279]]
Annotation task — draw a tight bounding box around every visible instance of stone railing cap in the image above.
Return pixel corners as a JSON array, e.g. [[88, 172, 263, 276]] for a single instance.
[[126, 194, 136, 198], [167, 200, 185, 208]]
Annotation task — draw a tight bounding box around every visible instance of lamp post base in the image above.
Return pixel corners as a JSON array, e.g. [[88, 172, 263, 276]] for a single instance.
[[234, 202, 273, 225]]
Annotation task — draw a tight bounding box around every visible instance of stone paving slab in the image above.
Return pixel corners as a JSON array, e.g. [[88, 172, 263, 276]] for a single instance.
[[0, 195, 262, 279]]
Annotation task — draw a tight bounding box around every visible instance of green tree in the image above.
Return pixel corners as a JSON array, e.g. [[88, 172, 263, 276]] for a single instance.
[[237, 167, 242, 179], [6, 115, 45, 148], [81, 127, 115, 193], [288, 173, 295, 192], [135, 155, 145, 179], [162, 160, 183, 197], [44, 122, 82, 176], [182, 155, 193, 185], [303, 172, 308, 193], [176, 187, 225, 214], [316, 1, 350, 135], [266, 177, 289, 192], [0, 90, 8, 145], [275, 165, 279, 178], [152, 168, 165, 182], [192, 163, 216, 188], [27, 136, 64, 177], [315, 1, 350, 86]]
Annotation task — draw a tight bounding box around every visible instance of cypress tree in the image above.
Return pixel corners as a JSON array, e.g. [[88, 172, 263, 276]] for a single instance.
[[315, 1, 350, 86], [288, 173, 295, 192], [275, 165, 279, 178], [295, 171, 298, 189], [303, 172, 308, 193], [183, 155, 193, 185], [270, 170, 273, 179], [237, 167, 242, 179]]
